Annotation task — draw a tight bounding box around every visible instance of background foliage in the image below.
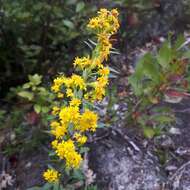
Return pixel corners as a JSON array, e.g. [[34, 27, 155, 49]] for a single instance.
[[0, 0, 97, 97]]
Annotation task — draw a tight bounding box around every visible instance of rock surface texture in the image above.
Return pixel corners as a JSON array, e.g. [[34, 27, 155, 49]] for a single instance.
[[89, 100, 190, 190]]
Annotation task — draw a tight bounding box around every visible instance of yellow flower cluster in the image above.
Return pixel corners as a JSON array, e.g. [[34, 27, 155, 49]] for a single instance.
[[51, 74, 86, 96], [87, 9, 119, 35], [43, 169, 60, 183], [74, 133, 87, 144], [44, 9, 119, 183], [55, 140, 82, 168], [74, 56, 91, 69]]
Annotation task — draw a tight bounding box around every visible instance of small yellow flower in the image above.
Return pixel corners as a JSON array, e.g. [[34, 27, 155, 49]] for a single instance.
[[57, 92, 64, 98], [92, 57, 103, 68], [87, 17, 100, 29], [50, 121, 60, 129], [111, 9, 119, 17], [71, 74, 86, 90], [94, 85, 105, 101], [74, 133, 87, 144], [77, 110, 98, 132], [59, 106, 80, 125], [51, 76, 65, 93], [43, 169, 60, 183], [87, 8, 119, 36], [51, 140, 59, 149], [52, 106, 60, 115], [97, 76, 109, 86], [55, 140, 82, 168], [51, 124, 67, 139], [98, 67, 110, 76], [74, 56, 91, 69], [69, 98, 81, 107], [66, 88, 74, 98], [51, 84, 60, 93], [98, 8, 108, 16]]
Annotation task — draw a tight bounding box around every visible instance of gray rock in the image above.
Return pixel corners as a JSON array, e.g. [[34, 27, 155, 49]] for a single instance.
[[168, 161, 190, 190], [154, 135, 175, 150], [89, 132, 164, 190]]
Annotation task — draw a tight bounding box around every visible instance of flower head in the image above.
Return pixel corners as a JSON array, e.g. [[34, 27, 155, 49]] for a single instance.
[[43, 169, 60, 183], [55, 140, 82, 168], [74, 56, 91, 69], [74, 133, 87, 144], [76, 110, 98, 132]]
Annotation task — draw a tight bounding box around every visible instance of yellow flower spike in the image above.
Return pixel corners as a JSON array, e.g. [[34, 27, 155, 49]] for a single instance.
[[43, 169, 60, 183], [47, 9, 119, 174]]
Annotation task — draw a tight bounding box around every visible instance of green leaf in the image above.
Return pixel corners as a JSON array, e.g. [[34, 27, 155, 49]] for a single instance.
[[109, 66, 120, 74], [98, 122, 109, 128], [150, 114, 174, 124], [53, 183, 60, 190], [76, 2, 85, 12], [27, 183, 53, 190], [23, 82, 31, 89], [174, 35, 185, 49], [73, 169, 85, 180], [18, 91, 34, 100], [142, 53, 160, 81], [128, 75, 143, 96], [66, 0, 77, 5], [157, 41, 173, 68], [143, 127, 156, 139], [34, 104, 41, 113], [129, 53, 160, 86], [87, 185, 98, 190], [27, 187, 41, 190], [28, 74, 42, 86], [41, 106, 50, 113], [183, 50, 190, 59], [63, 20, 74, 29], [43, 183, 54, 190], [46, 115, 56, 121], [80, 147, 89, 154]]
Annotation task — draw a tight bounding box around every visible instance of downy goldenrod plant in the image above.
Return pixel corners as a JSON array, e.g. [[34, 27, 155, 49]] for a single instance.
[[43, 8, 119, 185]]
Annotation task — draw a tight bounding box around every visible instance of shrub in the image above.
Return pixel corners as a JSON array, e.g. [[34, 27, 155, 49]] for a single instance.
[[128, 35, 190, 137], [0, 0, 97, 97]]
